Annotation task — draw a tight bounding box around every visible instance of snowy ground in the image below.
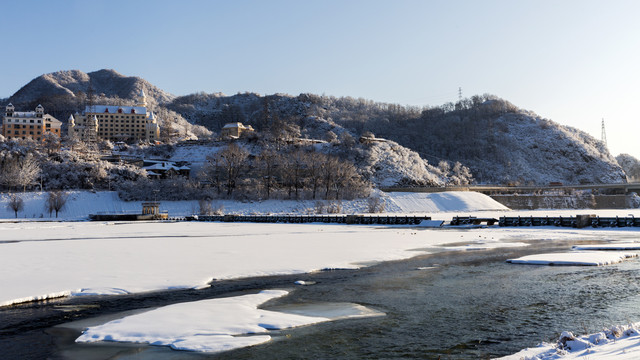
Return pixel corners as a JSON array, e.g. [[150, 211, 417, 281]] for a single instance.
[[4, 191, 640, 356], [2, 189, 638, 222], [0, 190, 511, 221], [498, 325, 640, 360]]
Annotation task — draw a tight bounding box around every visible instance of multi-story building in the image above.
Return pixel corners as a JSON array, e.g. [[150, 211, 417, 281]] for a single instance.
[[69, 90, 160, 143], [2, 104, 62, 141]]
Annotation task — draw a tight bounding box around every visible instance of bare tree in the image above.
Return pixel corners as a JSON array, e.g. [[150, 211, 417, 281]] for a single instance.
[[257, 149, 279, 199], [451, 161, 473, 185], [304, 151, 324, 200], [321, 156, 340, 199], [198, 199, 213, 215], [218, 143, 249, 196], [46, 191, 68, 218], [438, 160, 451, 186], [280, 150, 305, 199], [7, 194, 24, 218], [367, 196, 385, 213], [42, 132, 61, 156], [339, 132, 356, 149], [332, 160, 361, 199], [201, 152, 224, 195]]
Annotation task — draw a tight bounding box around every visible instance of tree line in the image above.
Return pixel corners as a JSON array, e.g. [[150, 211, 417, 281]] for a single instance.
[[6, 190, 68, 218], [199, 143, 370, 201]]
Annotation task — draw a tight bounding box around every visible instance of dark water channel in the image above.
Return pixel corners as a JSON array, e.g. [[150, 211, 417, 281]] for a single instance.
[[3, 237, 640, 359]]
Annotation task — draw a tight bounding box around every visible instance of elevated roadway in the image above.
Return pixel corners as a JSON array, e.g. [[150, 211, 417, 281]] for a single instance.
[[381, 183, 640, 195]]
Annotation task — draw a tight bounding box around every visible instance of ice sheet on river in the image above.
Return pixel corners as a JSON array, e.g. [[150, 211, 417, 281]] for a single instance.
[[506, 251, 638, 266], [0, 221, 632, 307], [76, 289, 383, 353], [572, 243, 640, 250]]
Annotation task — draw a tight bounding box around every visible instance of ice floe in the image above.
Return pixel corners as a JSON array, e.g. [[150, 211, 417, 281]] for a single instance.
[[506, 251, 638, 266], [76, 289, 383, 353]]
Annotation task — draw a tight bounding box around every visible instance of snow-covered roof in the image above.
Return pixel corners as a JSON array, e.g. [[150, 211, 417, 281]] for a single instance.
[[223, 122, 255, 129], [84, 105, 147, 115], [9, 111, 37, 117], [143, 163, 174, 171]]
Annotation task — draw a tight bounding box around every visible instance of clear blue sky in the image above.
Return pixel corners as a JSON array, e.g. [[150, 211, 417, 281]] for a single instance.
[[2, 0, 639, 157]]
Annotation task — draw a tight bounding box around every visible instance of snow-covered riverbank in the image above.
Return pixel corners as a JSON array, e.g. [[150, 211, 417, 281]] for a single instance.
[[0, 190, 509, 221], [4, 191, 640, 356]]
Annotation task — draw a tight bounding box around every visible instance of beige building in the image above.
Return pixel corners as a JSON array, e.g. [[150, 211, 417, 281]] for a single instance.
[[2, 104, 62, 141], [221, 122, 254, 138], [69, 90, 160, 143]]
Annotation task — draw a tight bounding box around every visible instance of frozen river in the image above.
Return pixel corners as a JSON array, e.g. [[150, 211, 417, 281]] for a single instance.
[[2, 220, 640, 359]]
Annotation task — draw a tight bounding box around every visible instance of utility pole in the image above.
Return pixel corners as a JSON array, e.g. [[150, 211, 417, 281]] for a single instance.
[[601, 118, 607, 148], [86, 78, 95, 113]]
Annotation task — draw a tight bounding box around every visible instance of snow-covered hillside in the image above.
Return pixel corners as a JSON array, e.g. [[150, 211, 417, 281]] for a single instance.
[[167, 92, 625, 185], [8, 69, 175, 106], [3, 69, 626, 186], [0, 190, 507, 221]]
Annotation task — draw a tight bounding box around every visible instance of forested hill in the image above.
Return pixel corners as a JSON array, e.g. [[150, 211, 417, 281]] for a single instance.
[[1, 69, 627, 186], [168, 92, 626, 185]]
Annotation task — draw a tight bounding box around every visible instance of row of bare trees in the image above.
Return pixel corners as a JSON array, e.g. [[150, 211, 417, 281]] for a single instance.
[[200, 144, 370, 200], [6, 191, 68, 218]]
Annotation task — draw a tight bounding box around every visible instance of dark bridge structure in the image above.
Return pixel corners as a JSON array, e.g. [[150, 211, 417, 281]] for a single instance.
[[382, 183, 640, 195], [182, 214, 432, 225]]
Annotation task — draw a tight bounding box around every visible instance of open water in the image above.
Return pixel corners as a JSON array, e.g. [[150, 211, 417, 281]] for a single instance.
[[3, 236, 640, 359]]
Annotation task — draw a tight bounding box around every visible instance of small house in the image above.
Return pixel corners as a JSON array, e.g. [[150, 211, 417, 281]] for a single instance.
[[221, 122, 254, 138]]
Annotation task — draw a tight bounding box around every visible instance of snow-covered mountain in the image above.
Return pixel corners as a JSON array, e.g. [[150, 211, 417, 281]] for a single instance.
[[0, 69, 627, 186], [7, 69, 175, 106], [167, 92, 626, 185]]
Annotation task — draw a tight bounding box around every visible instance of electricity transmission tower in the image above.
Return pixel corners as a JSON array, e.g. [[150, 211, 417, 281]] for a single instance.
[[458, 87, 462, 101], [601, 118, 607, 148]]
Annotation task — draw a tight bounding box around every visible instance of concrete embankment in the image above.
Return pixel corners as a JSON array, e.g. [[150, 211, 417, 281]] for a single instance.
[[490, 194, 637, 210]]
